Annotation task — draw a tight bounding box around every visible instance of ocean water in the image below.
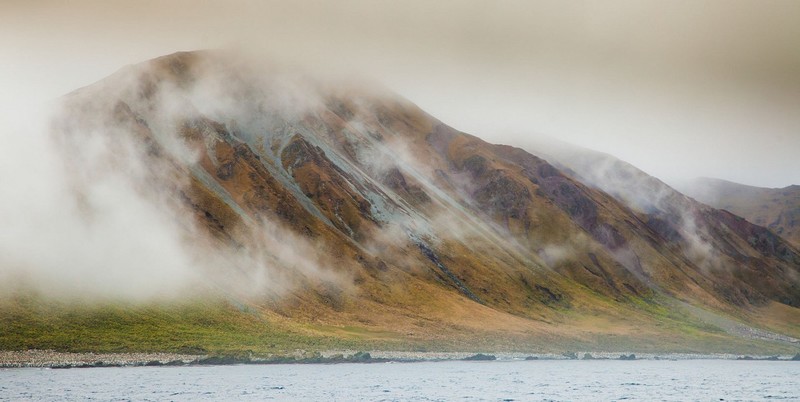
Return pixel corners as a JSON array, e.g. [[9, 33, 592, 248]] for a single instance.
[[2, 360, 799, 401]]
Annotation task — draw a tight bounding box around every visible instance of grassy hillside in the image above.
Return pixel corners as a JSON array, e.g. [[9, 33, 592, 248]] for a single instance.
[[2, 291, 798, 356]]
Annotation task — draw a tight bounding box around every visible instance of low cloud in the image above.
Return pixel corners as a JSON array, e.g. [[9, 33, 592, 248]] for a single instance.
[[0, 54, 344, 302], [0, 104, 195, 301]]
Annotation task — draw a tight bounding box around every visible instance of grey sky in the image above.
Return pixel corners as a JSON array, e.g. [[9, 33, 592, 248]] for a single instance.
[[2, 0, 798, 187]]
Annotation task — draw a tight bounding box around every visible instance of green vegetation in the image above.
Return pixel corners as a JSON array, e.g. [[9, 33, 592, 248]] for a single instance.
[[0, 295, 375, 355], [2, 292, 798, 357]]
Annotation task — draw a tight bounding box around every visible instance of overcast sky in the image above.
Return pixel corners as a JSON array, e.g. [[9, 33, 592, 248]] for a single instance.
[[1, 0, 798, 187]]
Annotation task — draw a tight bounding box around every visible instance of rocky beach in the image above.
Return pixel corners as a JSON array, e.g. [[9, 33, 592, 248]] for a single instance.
[[4, 349, 799, 369]]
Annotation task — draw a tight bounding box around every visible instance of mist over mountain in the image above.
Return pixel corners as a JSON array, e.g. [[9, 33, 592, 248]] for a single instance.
[[1, 50, 798, 354], [677, 178, 800, 249], [4, 1, 800, 189]]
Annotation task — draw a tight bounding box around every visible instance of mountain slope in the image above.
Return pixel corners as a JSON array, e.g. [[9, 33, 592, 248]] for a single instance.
[[517, 137, 800, 337], [677, 178, 800, 249], [3, 50, 799, 354]]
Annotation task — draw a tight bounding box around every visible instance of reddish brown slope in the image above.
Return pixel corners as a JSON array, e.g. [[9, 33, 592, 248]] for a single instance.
[[678, 178, 800, 249]]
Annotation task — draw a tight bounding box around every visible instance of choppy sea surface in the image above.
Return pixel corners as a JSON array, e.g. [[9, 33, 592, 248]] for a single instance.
[[2, 359, 799, 401]]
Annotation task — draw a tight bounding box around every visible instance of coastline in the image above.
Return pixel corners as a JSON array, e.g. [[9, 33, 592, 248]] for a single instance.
[[2, 349, 799, 369], [0, 350, 199, 369]]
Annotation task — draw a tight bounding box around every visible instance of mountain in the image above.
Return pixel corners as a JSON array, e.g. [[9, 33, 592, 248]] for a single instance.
[[496, 136, 800, 307], [676, 178, 800, 249], [2, 50, 799, 355]]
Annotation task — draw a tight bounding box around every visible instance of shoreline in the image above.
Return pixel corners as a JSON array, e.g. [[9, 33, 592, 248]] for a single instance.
[[2, 349, 799, 369], [0, 350, 199, 369]]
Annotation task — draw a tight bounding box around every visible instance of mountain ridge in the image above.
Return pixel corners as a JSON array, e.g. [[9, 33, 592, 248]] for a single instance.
[[676, 177, 800, 249]]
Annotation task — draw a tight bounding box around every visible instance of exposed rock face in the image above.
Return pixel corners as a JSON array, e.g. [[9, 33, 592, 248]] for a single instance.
[[46, 50, 800, 345], [381, 167, 431, 206], [281, 134, 375, 239]]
